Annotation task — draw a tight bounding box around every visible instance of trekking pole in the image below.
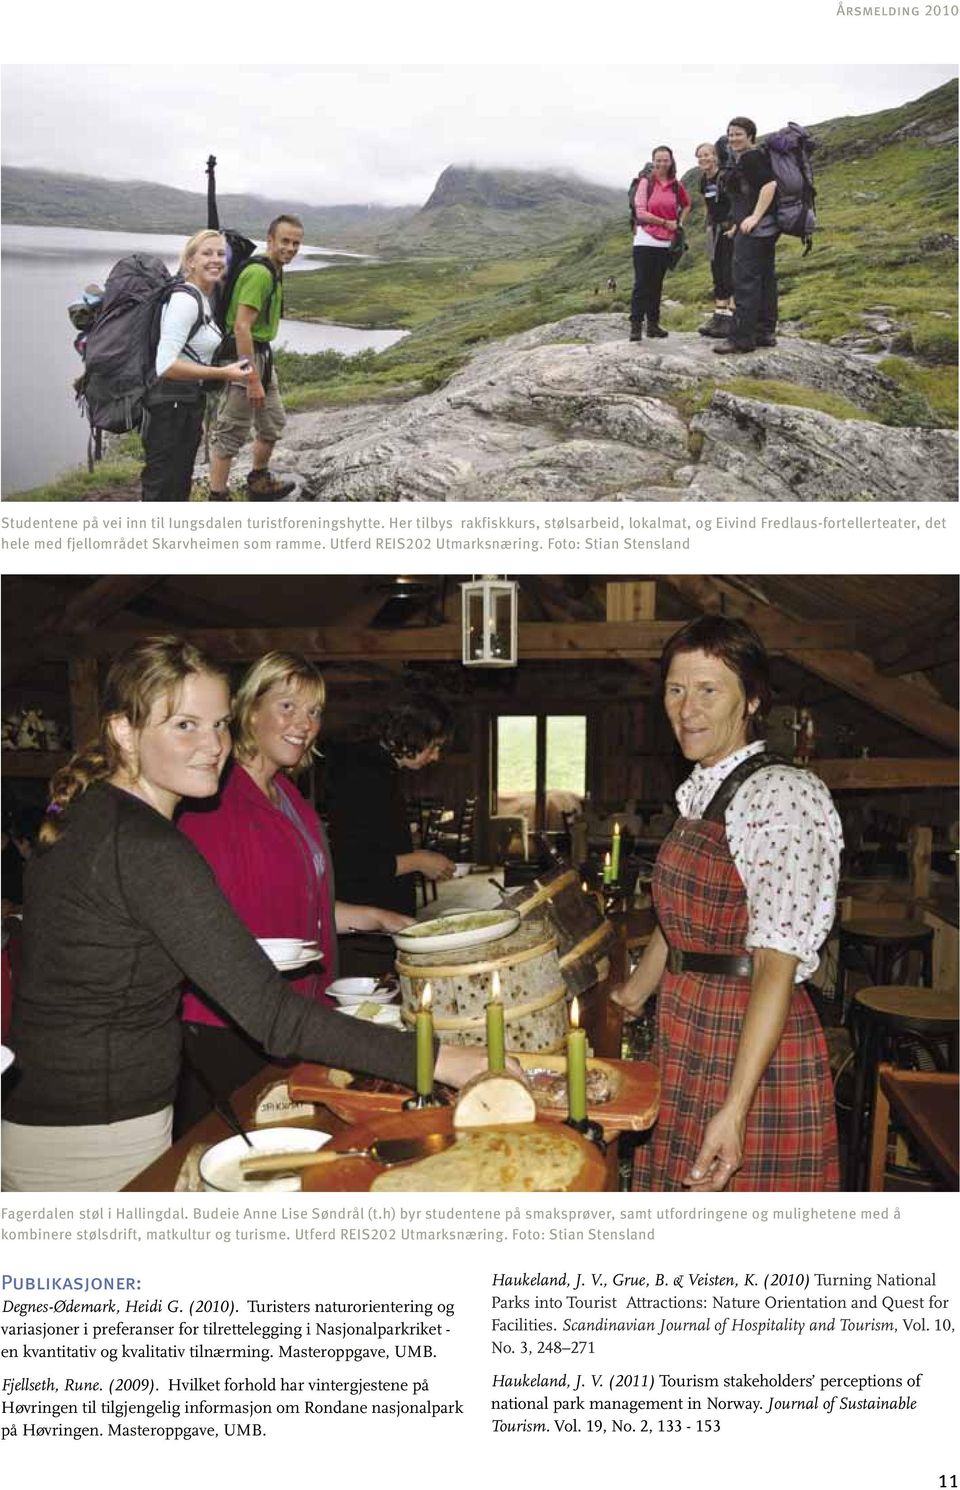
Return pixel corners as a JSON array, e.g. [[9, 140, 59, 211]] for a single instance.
[[206, 154, 219, 231]]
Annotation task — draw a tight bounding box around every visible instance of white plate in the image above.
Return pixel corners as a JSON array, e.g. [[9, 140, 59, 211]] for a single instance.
[[393, 908, 520, 954], [332, 989, 397, 1006], [275, 950, 324, 972], [199, 1127, 330, 1192], [335, 1004, 404, 1026]]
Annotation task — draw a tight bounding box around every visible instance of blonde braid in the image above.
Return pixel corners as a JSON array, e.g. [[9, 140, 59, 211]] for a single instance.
[[39, 743, 115, 845]]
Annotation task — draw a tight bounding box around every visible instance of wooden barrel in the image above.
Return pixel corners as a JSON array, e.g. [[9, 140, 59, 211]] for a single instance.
[[395, 918, 568, 1054], [502, 867, 617, 997]]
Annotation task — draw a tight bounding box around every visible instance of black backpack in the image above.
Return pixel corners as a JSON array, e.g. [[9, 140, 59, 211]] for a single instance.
[[211, 231, 281, 354], [75, 254, 206, 441]]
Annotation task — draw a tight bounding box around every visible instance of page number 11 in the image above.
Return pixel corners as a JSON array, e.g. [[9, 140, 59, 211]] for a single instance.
[[938, 1477, 957, 1487]]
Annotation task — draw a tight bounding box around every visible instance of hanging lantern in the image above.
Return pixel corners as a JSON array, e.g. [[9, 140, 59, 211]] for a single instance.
[[461, 577, 518, 668]]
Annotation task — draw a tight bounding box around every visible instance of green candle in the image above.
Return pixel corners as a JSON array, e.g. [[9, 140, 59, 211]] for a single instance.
[[486, 969, 505, 1072], [611, 821, 621, 882], [566, 997, 588, 1122], [416, 982, 435, 1097]]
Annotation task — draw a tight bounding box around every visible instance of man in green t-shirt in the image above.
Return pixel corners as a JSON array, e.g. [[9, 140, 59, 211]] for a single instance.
[[208, 214, 304, 501]]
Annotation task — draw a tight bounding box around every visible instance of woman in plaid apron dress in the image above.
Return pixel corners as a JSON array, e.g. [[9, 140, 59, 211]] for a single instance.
[[617, 616, 841, 1192]]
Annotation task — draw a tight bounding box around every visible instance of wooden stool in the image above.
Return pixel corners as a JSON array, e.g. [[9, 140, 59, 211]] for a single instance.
[[838, 919, 934, 1013], [845, 984, 959, 1191]]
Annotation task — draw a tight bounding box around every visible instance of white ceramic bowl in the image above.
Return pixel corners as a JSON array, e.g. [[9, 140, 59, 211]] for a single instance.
[[328, 977, 396, 1006], [452, 862, 475, 878], [257, 937, 304, 963], [199, 1127, 329, 1192]]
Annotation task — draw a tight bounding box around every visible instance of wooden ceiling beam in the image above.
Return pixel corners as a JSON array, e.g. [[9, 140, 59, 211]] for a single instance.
[[54, 576, 164, 633], [606, 581, 656, 622], [2, 576, 166, 685], [871, 610, 959, 674], [811, 758, 959, 791], [53, 616, 860, 663]]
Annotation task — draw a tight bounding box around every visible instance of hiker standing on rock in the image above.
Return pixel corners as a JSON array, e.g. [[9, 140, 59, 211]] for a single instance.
[[695, 142, 735, 339], [141, 231, 253, 502], [628, 147, 690, 342], [207, 214, 304, 501], [714, 117, 779, 356]]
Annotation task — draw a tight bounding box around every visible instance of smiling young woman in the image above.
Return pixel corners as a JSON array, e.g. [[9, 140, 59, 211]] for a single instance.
[[175, 653, 419, 1132], [140, 230, 254, 503], [1, 639, 486, 1191]]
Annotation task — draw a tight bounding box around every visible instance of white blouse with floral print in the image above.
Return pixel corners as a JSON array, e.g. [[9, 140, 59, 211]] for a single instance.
[[675, 740, 843, 981]]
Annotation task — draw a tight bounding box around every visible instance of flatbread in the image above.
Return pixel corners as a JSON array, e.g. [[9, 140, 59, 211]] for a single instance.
[[370, 1124, 583, 1192]]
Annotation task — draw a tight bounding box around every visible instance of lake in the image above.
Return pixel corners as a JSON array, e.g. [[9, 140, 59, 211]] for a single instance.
[[0, 224, 407, 495]]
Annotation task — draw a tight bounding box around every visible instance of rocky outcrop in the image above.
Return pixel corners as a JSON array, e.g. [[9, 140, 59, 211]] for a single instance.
[[260, 315, 957, 501], [691, 392, 956, 502]]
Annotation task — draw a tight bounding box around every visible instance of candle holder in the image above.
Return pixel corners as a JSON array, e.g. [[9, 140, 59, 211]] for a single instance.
[[402, 1091, 446, 1111], [563, 1115, 607, 1153]]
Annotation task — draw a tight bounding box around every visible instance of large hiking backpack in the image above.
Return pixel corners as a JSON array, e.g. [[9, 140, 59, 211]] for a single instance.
[[76, 254, 205, 444], [764, 122, 817, 252]]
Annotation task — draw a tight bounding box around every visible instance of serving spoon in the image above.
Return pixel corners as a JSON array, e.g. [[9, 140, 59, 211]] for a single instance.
[[239, 1132, 454, 1182]]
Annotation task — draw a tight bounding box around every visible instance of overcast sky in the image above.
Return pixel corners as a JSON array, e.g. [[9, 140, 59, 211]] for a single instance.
[[2, 64, 954, 207]]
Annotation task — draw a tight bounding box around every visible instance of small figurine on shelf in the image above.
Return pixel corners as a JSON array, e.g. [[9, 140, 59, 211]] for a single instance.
[[14, 709, 45, 750], [792, 707, 815, 766]]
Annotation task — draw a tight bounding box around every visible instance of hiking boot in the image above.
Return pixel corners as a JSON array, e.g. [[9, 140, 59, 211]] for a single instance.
[[246, 468, 296, 501], [756, 334, 778, 348], [698, 313, 733, 338], [646, 322, 668, 339], [629, 321, 643, 342], [713, 340, 755, 356], [207, 490, 232, 502]]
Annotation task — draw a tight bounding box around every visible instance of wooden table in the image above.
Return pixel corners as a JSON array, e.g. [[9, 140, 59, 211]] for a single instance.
[[125, 1058, 653, 1193], [868, 1064, 959, 1191]]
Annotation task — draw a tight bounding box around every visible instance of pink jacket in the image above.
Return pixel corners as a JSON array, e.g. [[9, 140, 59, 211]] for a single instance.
[[178, 763, 337, 1025], [633, 175, 691, 241]]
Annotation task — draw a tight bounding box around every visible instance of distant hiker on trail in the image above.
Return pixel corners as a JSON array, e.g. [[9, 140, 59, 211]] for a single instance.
[[694, 142, 735, 339], [207, 214, 304, 502], [628, 147, 690, 343], [713, 117, 779, 355], [141, 230, 253, 502]]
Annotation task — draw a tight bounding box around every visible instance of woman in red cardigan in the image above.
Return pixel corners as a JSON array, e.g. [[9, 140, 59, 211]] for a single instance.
[[176, 651, 410, 1131]]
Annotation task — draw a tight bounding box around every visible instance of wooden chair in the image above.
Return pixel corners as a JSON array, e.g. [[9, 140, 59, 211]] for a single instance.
[[435, 797, 478, 862], [844, 984, 958, 1190]]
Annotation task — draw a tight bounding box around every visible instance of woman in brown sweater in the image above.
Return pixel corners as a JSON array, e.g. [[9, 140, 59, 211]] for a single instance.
[[1, 637, 483, 1192]]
